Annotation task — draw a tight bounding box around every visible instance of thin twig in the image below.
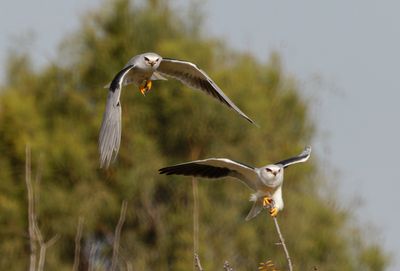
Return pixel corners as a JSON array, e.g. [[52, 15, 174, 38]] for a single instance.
[[72, 217, 84, 271], [34, 222, 44, 246], [88, 244, 96, 271], [190, 147, 201, 271], [34, 153, 44, 217], [26, 145, 37, 271], [38, 245, 46, 271], [110, 200, 128, 271], [26, 145, 59, 271], [37, 234, 60, 271], [46, 234, 60, 248], [192, 177, 199, 254], [194, 253, 204, 271], [272, 216, 293, 271]]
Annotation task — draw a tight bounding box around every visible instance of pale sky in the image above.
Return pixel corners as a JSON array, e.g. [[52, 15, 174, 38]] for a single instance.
[[1, 1, 399, 270]]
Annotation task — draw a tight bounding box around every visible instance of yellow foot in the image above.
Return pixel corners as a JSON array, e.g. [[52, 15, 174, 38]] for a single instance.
[[263, 197, 278, 217], [269, 207, 279, 217], [263, 197, 273, 207], [139, 80, 152, 95]]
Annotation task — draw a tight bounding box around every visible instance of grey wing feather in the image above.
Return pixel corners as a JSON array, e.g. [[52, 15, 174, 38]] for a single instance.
[[150, 71, 168, 81], [157, 58, 256, 125], [99, 65, 135, 168], [245, 198, 264, 221], [275, 146, 312, 168], [159, 158, 259, 190]]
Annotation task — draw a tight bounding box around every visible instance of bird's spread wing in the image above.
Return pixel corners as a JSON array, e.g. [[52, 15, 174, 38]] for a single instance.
[[159, 158, 259, 190], [157, 58, 256, 124], [275, 146, 312, 168], [99, 65, 135, 168]]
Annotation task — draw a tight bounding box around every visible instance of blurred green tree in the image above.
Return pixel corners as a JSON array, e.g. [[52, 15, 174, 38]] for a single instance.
[[0, 0, 388, 270]]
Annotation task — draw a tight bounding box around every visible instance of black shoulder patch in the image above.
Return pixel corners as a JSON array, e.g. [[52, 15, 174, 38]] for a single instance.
[[159, 163, 231, 179], [109, 65, 134, 92]]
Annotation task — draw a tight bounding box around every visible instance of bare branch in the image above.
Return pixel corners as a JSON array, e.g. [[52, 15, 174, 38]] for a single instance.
[[26, 145, 60, 271], [194, 253, 204, 271], [191, 147, 201, 270], [34, 153, 44, 217], [72, 217, 84, 271], [26, 145, 37, 271], [37, 234, 60, 271], [272, 216, 293, 271], [88, 244, 96, 271], [192, 177, 199, 254], [110, 200, 128, 271], [46, 234, 60, 248], [37, 245, 46, 271], [34, 221, 44, 246]]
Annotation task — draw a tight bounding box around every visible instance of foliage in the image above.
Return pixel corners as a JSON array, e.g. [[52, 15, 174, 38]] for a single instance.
[[0, 0, 388, 270]]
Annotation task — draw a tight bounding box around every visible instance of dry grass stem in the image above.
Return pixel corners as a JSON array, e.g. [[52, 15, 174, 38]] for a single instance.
[[272, 216, 293, 271], [37, 234, 60, 271], [26, 145, 37, 271], [194, 253, 204, 271], [26, 145, 59, 271], [72, 217, 84, 271], [110, 200, 128, 271], [192, 177, 199, 254]]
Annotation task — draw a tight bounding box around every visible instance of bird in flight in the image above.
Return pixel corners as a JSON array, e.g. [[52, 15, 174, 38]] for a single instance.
[[99, 52, 255, 168], [159, 146, 311, 220]]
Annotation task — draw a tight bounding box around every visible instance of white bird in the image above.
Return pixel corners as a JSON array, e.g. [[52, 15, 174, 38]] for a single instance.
[[159, 146, 311, 220], [99, 52, 256, 168]]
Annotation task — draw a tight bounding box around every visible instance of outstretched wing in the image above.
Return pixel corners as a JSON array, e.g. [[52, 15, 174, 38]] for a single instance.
[[99, 65, 135, 168], [159, 158, 259, 190], [275, 146, 312, 168], [157, 58, 256, 125]]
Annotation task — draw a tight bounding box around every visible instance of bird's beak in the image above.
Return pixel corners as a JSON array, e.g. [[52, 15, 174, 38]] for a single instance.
[[149, 61, 156, 67]]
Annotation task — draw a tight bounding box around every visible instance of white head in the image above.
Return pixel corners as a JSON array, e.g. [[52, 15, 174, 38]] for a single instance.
[[259, 164, 284, 187], [141, 52, 162, 70]]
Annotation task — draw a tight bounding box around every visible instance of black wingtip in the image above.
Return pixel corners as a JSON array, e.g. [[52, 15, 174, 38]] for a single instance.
[[235, 110, 258, 127]]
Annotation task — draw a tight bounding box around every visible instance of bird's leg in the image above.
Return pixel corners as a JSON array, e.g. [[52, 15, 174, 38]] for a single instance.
[[263, 197, 279, 217], [139, 80, 152, 96]]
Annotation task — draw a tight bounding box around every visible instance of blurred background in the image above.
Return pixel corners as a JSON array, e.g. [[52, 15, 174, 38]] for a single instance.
[[0, 0, 397, 270]]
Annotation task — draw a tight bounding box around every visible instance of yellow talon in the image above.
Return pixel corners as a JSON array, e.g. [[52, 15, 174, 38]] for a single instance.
[[269, 207, 279, 217], [262, 196, 278, 217], [263, 197, 273, 207], [139, 85, 146, 95], [139, 80, 152, 95], [145, 80, 152, 91]]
